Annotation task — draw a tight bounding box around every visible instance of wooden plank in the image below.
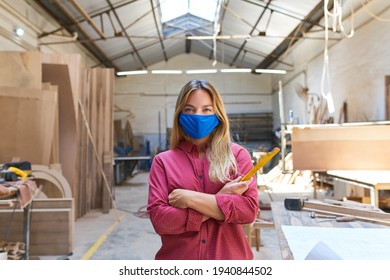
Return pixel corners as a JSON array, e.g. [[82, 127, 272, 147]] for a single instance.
[[77, 71, 89, 218], [9, 198, 73, 209], [302, 207, 390, 226], [102, 68, 114, 213], [303, 200, 390, 220], [42, 83, 60, 164]]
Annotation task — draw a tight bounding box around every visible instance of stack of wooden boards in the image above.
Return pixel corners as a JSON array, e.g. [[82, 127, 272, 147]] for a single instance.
[[0, 241, 25, 260], [0, 51, 114, 217], [259, 152, 314, 188], [0, 51, 114, 258]]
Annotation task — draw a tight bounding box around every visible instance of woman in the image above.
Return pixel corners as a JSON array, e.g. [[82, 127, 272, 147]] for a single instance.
[[147, 79, 259, 260]]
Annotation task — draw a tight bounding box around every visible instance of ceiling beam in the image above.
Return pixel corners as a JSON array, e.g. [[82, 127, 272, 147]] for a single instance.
[[150, 0, 168, 62], [105, 0, 147, 69], [35, 0, 120, 70], [254, 0, 334, 70], [229, 0, 273, 66]]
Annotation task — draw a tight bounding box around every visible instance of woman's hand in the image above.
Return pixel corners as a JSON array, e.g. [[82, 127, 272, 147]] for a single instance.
[[168, 189, 224, 220], [168, 189, 193, 209], [218, 176, 253, 195]]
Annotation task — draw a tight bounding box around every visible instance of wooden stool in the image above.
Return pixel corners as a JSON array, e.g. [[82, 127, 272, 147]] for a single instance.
[[244, 218, 274, 251]]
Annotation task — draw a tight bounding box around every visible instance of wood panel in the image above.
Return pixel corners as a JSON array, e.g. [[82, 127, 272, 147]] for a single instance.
[[40, 53, 82, 120], [42, 64, 77, 198], [0, 87, 57, 164], [291, 124, 390, 170], [0, 51, 41, 89]]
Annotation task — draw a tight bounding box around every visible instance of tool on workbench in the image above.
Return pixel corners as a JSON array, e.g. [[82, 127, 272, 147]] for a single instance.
[[240, 147, 280, 181], [309, 211, 336, 219], [0, 161, 32, 182], [309, 211, 356, 222]]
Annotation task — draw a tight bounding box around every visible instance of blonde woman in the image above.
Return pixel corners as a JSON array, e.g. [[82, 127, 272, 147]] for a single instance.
[[147, 79, 259, 260]]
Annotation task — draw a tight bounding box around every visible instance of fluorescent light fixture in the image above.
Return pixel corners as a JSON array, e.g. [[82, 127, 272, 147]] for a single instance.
[[116, 68, 286, 76], [187, 34, 251, 40], [255, 69, 287, 74], [14, 27, 24, 36], [186, 69, 218, 74], [151, 70, 183, 74], [220, 68, 251, 73], [117, 70, 148, 76]]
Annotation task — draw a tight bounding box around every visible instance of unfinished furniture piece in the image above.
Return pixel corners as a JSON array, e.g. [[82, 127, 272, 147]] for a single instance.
[[0, 180, 38, 259], [291, 123, 390, 171], [0, 197, 74, 259], [326, 170, 390, 208], [291, 123, 390, 206]]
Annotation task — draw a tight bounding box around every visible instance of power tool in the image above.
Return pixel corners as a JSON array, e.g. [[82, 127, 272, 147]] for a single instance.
[[0, 161, 32, 182]]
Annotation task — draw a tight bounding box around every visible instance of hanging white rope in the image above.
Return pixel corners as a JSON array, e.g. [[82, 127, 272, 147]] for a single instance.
[[321, 0, 356, 113]]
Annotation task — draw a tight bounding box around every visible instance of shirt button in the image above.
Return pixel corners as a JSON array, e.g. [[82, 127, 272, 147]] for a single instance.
[[198, 175, 203, 179], [201, 239, 206, 244]]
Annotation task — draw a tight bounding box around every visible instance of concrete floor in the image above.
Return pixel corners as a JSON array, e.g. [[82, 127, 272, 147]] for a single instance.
[[66, 171, 321, 260]]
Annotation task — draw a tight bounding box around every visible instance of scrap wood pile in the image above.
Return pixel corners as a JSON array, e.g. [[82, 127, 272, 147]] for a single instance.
[[258, 152, 314, 189], [0, 240, 25, 260]]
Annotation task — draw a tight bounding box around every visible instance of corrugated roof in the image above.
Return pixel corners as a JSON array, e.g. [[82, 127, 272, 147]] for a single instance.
[[34, 0, 328, 73]]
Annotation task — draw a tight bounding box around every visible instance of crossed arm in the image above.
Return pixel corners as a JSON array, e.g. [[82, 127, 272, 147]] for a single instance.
[[168, 176, 253, 221]]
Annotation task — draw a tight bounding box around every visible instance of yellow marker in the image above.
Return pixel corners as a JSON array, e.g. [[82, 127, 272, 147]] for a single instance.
[[240, 147, 280, 181]]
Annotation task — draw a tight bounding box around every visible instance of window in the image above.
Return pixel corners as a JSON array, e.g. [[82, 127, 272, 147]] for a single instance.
[[159, 0, 220, 37]]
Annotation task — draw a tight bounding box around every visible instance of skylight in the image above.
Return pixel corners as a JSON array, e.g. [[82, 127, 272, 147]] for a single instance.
[[159, 0, 219, 23]]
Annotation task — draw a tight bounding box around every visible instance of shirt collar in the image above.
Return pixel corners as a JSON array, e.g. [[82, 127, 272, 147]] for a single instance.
[[177, 141, 197, 154], [177, 141, 210, 154]]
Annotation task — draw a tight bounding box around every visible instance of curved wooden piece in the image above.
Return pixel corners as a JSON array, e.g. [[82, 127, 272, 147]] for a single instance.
[[31, 165, 72, 198]]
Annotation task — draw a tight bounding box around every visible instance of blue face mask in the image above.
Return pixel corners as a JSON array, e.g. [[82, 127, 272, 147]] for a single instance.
[[179, 113, 220, 139]]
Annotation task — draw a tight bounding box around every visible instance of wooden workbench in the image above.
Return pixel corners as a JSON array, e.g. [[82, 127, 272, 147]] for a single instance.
[[270, 201, 388, 260]]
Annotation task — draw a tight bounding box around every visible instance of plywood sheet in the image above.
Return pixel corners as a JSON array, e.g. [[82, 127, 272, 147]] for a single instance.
[[291, 124, 390, 170], [0, 51, 41, 89], [41, 53, 82, 120], [42, 64, 77, 197], [0, 87, 57, 164]]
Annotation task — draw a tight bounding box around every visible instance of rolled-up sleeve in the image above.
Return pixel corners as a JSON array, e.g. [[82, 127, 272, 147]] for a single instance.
[[215, 146, 259, 224], [147, 155, 204, 235]]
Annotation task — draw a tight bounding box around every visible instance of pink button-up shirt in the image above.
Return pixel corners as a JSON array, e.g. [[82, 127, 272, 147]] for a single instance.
[[147, 141, 259, 260]]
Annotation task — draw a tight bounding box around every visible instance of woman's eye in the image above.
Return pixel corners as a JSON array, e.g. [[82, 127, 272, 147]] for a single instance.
[[183, 108, 192, 113]]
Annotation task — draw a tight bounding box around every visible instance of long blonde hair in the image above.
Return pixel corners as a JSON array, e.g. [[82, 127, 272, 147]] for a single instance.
[[170, 79, 237, 182]]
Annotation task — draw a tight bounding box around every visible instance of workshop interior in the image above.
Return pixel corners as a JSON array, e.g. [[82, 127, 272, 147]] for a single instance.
[[1, 0, 390, 261]]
